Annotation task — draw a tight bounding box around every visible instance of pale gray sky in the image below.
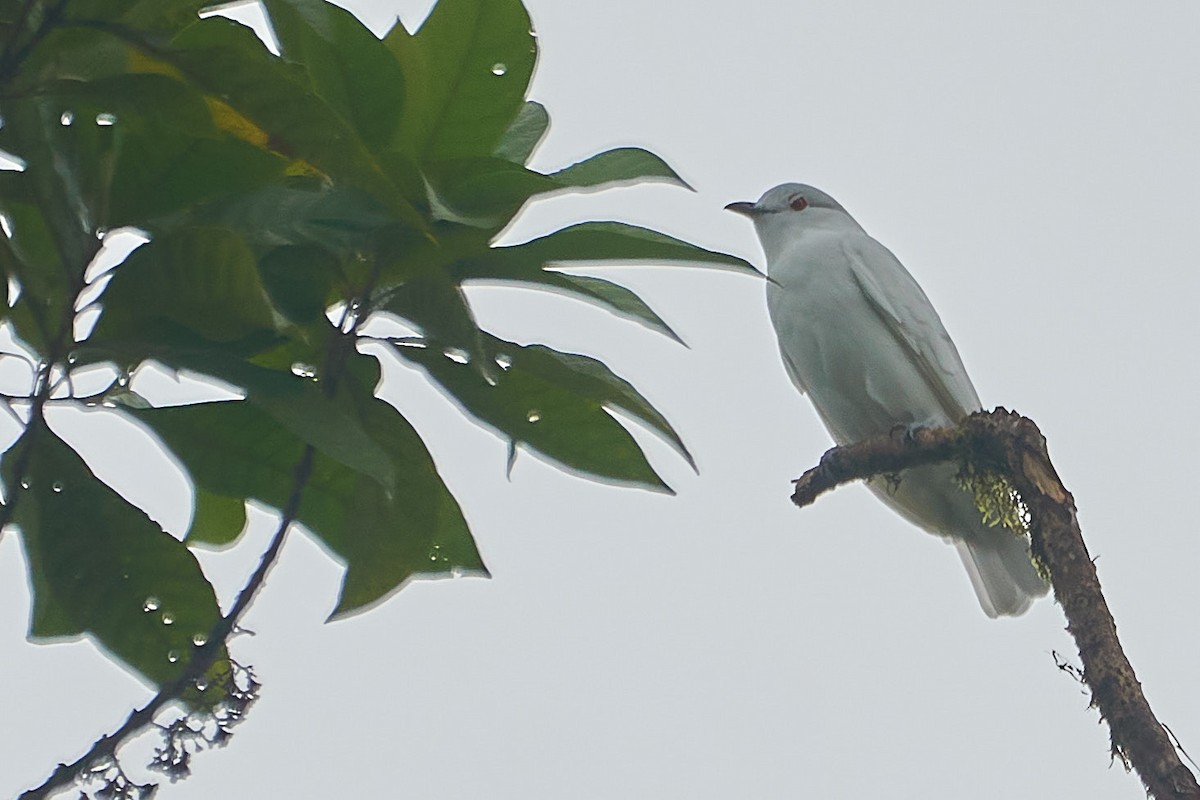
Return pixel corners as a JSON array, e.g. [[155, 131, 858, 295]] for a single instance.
[[4, 1, 1199, 798]]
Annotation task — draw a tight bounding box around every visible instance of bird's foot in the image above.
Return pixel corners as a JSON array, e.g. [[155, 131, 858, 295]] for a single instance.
[[889, 421, 927, 444]]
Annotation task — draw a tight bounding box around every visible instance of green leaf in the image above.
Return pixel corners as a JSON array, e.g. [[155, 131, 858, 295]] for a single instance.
[[422, 221, 751, 340], [4, 426, 225, 687], [386, 0, 536, 161], [65, 0, 212, 32], [495, 270, 685, 344], [378, 271, 488, 373], [3, 24, 132, 88], [0, 99, 103, 278], [4, 73, 289, 228], [185, 355, 399, 494], [493, 100, 548, 164], [258, 243, 338, 325], [169, 179, 393, 258], [94, 226, 277, 345], [422, 157, 555, 228], [262, 0, 406, 150], [132, 353, 486, 617], [187, 487, 247, 549], [548, 147, 690, 191], [510, 341, 695, 471], [393, 339, 672, 492], [479, 221, 757, 272], [52, 72, 292, 227], [164, 15, 427, 232], [422, 150, 689, 230], [0, 199, 71, 350]]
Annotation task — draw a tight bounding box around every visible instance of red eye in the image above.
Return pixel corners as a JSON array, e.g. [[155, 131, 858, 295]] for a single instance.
[[789, 195, 808, 211]]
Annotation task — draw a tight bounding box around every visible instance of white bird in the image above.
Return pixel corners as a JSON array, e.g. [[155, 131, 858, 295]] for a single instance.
[[727, 183, 1048, 617]]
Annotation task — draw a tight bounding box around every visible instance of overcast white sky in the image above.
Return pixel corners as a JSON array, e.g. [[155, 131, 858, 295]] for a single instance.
[[4, 1, 1200, 798]]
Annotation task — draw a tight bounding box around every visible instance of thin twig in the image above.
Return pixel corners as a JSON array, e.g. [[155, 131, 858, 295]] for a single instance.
[[18, 446, 316, 800]]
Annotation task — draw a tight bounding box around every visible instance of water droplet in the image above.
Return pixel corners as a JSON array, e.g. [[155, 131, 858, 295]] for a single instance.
[[428, 552, 438, 561], [491, 62, 507, 76], [161, 611, 175, 625], [51, 481, 63, 493], [67, 352, 78, 364], [94, 226, 108, 240], [192, 633, 208, 647], [95, 112, 117, 126], [495, 353, 513, 370], [143, 596, 160, 612], [442, 347, 470, 364], [116, 374, 129, 387], [290, 362, 318, 380], [526, 410, 541, 423], [18, 478, 29, 490], [194, 677, 208, 691], [59, 111, 74, 126], [167, 650, 180, 663]]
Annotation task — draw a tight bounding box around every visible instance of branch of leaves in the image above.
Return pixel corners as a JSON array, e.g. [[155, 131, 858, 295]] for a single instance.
[[386, 331, 693, 493]]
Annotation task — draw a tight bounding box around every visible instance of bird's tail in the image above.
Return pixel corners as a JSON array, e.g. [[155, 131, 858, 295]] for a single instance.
[[955, 533, 1048, 618]]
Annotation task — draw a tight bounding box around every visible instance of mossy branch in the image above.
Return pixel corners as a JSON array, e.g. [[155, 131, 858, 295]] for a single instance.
[[791, 408, 1199, 800]]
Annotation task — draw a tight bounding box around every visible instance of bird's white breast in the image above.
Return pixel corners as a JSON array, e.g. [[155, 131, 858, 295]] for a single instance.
[[765, 227, 963, 444]]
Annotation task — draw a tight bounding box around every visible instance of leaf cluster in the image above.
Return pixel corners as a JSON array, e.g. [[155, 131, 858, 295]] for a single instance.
[[0, 0, 752, 695]]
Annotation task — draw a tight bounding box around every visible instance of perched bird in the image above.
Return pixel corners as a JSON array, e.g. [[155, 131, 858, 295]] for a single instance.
[[727, 183, 1047, 617]]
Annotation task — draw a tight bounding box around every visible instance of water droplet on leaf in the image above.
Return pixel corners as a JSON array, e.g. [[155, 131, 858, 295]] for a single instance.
[[192, 633, 208, 647], [290, 362, 318, 380], [526, 410, 541, 423], [51, 481, 63, 493], [161, 611, 175, 625], [442, 347, 470, 364], [495, 354, 513, 370], [143, 596, 160, 612], [167, 650, 180, 663], [95, 112, 117, 126], [59, 111, 74, 126], [491, 62, 507, 76]]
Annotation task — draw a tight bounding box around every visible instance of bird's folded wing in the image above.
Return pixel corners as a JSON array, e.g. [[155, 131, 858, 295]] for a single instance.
[[842, 237, 981, 421]]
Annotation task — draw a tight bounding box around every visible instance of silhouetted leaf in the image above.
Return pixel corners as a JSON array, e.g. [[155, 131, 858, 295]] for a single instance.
[[493, 100, 548, 164], [258, 244, 339, 325], [394, 339, 671, 492], [263, 0, 406, 150], [386, 0, 535, 161], [164, 16, 427, 231], [508, 340, 695, 470], [187, 488, 247, 549], [3, 426, 226, 687], [133, 353, 486, 617], [549, 147, 689, 191], [95, 226, 277, 344]]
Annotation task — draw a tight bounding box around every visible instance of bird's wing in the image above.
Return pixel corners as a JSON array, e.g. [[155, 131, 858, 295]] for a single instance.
[[842, 236, 981, 420]]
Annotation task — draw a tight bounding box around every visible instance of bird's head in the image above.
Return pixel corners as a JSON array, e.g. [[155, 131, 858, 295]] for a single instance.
[[725, 183, 859, 263]]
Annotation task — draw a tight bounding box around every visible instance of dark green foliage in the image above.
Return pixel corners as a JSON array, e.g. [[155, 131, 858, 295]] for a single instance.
[[0, 0, 752, 695]]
